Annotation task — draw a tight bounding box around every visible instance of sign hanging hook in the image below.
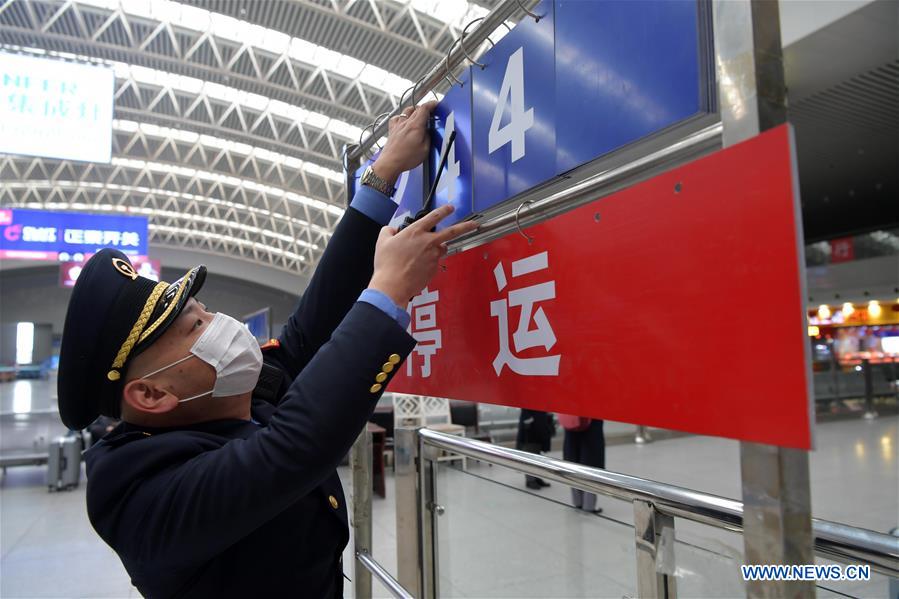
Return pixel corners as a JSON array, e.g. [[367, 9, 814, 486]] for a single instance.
[[444, 39, 465, 87], [357, 121, 378, 161], [460, 18, 491, 69], [515, 199, 535, 244], [517, 0, 541, 22]]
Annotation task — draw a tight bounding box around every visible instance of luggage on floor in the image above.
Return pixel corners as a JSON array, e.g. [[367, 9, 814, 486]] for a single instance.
[[47, 435, 81, 492]]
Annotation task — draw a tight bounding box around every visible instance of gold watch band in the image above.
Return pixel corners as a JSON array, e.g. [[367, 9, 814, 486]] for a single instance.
[[360, 166, 395, 197]]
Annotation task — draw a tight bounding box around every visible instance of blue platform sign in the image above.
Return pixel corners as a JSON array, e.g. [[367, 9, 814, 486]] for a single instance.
[[364, 0, 711, 223], [554, 0, 707, 173], [387, 165, 424, 230], [471, 0, 556, 213], [427, 69, 474, 231], [0, 208, 148, 260]]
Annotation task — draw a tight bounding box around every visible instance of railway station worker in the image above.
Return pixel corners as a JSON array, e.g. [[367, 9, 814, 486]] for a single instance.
[[56, 101, 478, 598]]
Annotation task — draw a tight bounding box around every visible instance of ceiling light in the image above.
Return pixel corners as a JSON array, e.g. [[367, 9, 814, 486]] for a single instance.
[[107, 157, 345, 216], [75, 0, 417, 97], [867, 301, 882, 319], [149, 224, 306, 263], [6, 183, 332, 238]]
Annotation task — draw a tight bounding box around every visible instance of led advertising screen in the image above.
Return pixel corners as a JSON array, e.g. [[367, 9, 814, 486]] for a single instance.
[[0, 52, 114, 163], [0, 208, 148, 260]]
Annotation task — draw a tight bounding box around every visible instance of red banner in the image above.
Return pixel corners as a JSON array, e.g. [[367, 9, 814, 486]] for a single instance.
[[389, 125, 812, 449], [829, 237, 854, 263]]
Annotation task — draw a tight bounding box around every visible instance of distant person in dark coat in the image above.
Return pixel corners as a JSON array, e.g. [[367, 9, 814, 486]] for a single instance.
[[562, 418, 605, 514], [516, 409, 555, 489]]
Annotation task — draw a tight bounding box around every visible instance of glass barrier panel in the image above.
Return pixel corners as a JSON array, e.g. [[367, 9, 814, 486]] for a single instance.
[[430, 458, 637, 598], [814, 557, 895, 598], [670, 521, 745, 597]]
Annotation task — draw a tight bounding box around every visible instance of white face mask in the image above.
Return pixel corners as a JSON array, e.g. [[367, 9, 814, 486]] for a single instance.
[[139, 312, 263, 403]]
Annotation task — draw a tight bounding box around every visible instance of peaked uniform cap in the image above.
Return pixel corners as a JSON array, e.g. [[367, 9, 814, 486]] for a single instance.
[[58, 249, 206, 430]]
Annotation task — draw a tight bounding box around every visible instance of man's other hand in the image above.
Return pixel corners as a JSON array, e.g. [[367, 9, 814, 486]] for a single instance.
[[368, 205, 479, 307], [371, 101, 438, 186]]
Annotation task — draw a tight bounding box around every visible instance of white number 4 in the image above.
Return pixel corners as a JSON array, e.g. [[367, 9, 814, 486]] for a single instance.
[[488, 47, 534, 163]]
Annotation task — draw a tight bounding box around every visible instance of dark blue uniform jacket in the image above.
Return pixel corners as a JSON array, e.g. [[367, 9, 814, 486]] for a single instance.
[[84, 205, 415, 598]]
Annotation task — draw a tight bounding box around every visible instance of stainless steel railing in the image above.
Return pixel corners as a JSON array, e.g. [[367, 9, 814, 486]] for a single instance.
[[350, 427, 898, 598], [417, 428, 899, 578], [352, 427, 899, 599], [356, 550, 413, 599]]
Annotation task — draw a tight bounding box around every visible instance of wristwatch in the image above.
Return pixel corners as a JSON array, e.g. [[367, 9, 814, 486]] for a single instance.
[[360, 165, 396, 197]]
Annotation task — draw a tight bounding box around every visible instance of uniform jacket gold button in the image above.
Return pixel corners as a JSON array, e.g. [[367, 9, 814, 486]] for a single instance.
[[328, 495, 338, 509], [375, 372, 387, 383], [382, 362, 394, 373], [388, 353, 401, 365], [369, 383, 382, 394]]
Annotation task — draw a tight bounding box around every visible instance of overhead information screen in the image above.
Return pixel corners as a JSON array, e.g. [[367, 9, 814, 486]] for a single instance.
[[0, 208, 148, 260], [0, 52, 114, 163]]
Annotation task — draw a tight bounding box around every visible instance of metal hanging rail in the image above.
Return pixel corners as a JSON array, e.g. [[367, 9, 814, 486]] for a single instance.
[[447, 121, 724, 253], [347, 0, 527, 163]]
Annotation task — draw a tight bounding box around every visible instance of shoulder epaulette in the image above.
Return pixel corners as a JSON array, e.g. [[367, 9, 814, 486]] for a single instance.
[[260, 338, 280, 351]]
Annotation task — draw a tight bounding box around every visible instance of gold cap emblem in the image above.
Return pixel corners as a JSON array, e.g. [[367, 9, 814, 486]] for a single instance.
[[112, 258, 138, 280]]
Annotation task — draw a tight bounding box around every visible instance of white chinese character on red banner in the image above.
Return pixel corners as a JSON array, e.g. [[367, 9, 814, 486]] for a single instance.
[[490, 251, 560, 376], [406, 287, 442, 378]]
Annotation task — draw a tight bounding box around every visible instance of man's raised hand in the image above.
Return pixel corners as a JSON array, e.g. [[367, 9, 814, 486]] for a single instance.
[[368, 205, 479, 306]]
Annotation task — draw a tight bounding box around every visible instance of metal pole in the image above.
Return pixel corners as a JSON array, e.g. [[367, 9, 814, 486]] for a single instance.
[[351, 427, 373, 599], [893, 355, 899, 403], [418, 434, 439, 599], [343, 143, 360, 208], [712, 0, 816, 596], [739, 443, 815, 597], [830, 339, 840, 405], [862, 358, 878, 419], [394, 427, 423, 597], [635, 425, 652, 445], [712, 0, 787, 144], [346, 142, 370, 598], [634, 500, 678, 599]]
